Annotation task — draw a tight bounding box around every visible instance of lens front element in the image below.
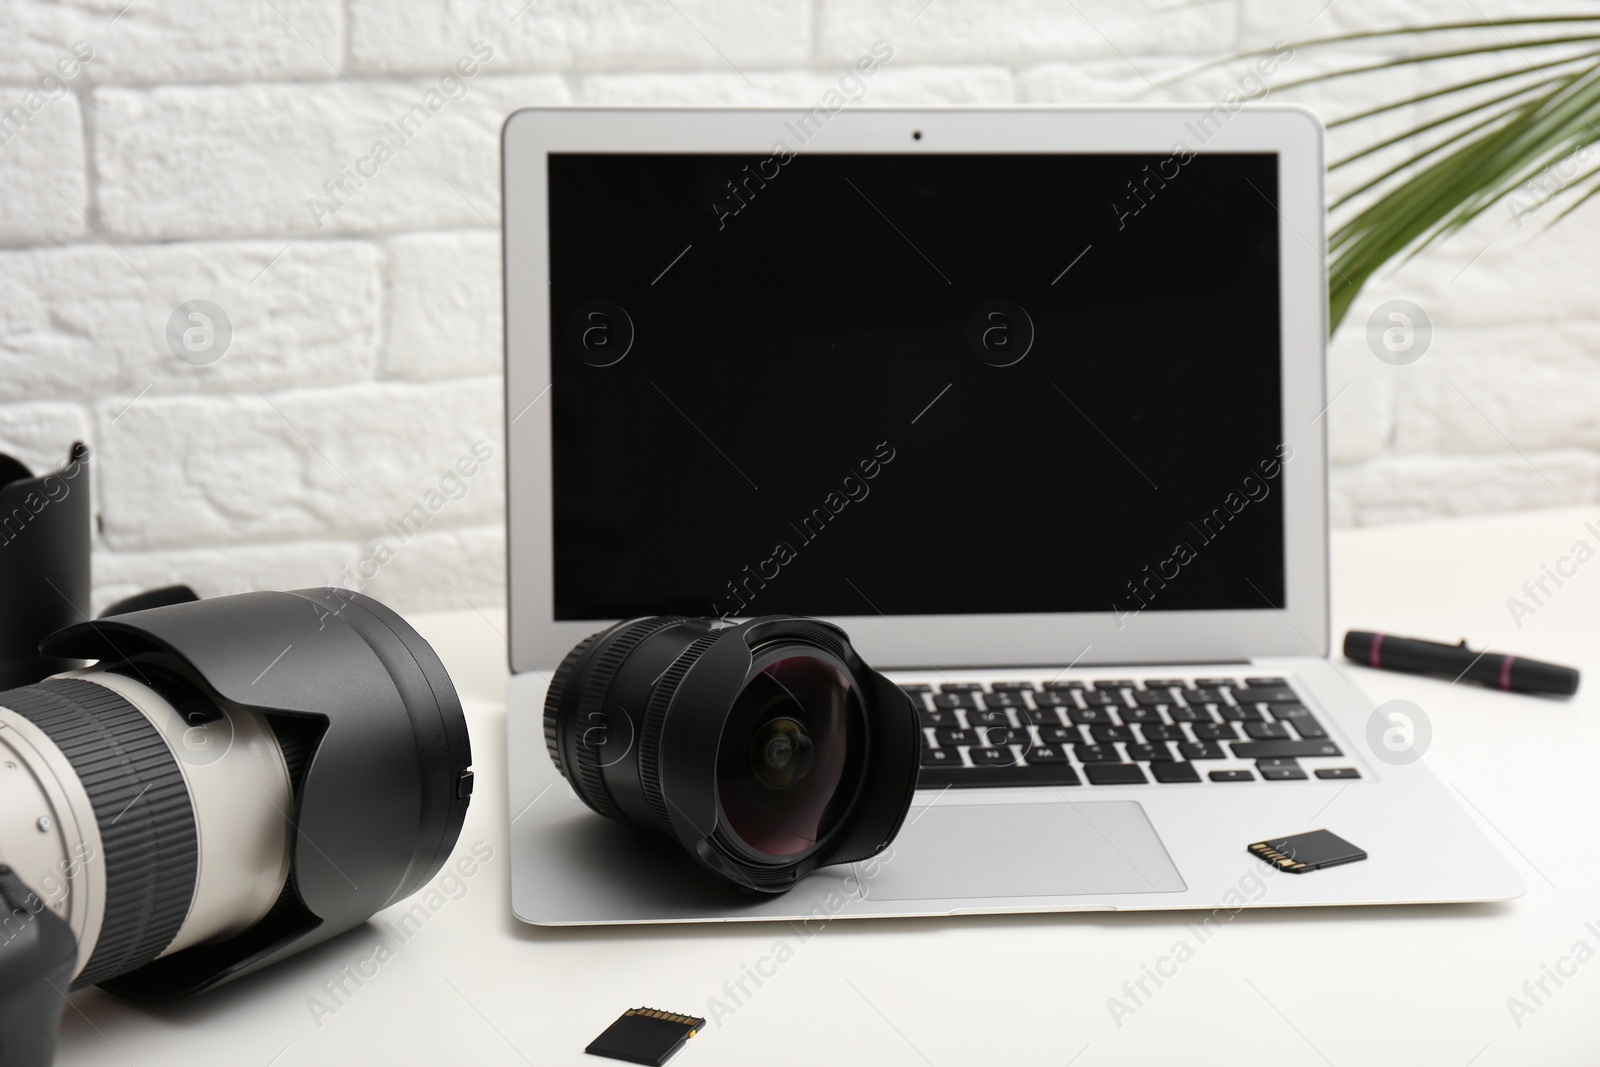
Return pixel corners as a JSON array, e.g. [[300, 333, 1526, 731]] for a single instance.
[[718, 656, 864, 858], [752, 717, 813, 790]]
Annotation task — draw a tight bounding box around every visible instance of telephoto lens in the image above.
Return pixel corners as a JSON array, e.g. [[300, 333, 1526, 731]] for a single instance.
[[544, 615, 919, 892], [0, 587, 473, 1003]]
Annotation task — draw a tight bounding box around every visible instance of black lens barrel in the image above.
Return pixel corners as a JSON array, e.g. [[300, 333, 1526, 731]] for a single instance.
[[545, 615, 919, 893]]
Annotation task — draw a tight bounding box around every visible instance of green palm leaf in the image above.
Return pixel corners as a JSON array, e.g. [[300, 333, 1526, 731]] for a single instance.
[[1218, 16, 1600, 330]]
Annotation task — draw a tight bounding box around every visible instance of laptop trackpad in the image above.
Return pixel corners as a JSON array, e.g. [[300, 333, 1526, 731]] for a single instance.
[[856, 800, 1185, 901]]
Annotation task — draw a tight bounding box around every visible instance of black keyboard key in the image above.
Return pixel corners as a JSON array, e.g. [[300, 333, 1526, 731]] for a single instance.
[[1091, 724, 1134, 743], [1033, 690, 1073, 707], [1181, 687, 1225, 705], [1125, 742, 1174, 762], [1220, 705, 1266, 723], [982, 690, 1028, 708], [1140, 724, 1181, 742], [1043, 679, 1086, 690], [977, 726, 1027, 747], [1025, 744, 1069, 764], [1256, 758, 1300, 771], [1151, 761, 1202, 783], [1260, 766, 1308, 781], [1243, 722, 1292, 740], [1245, 677, 1288, 687], [918, 763, 1080, 788], [1133, 690, 1171, 706], [991, 681, 1036, 693], [1315, 768, 1360, 779], [968, 709, 1011, 728], [1092, 679, 1136, 690], [1020, 706, 1064, 727], [919, 708, 961, 729], [1209, 770, 1255, 782], [1271, 705, 1328, 739], [1074, 744, 1120, 763], [1166, 705, 1211, 723], [1039, 725, 1083, 745], [1230, 740, 1343, 760], [1179, 741, 1226, 760], [921, 748, 958, 768], [932, 692, 978, 710], [1068, 707, 1114, 725], [1191, 722, 1237, 741], [1082, 690, 1123, 707], [900, 684, 933, 695], [1121, 706, 1164, 724], [972, 746, 1021, 767], [1140, 679, 1185, 689], [1085, 763, 1148, 785], [1194, 677, 1239, 689], [941, 682, 984, 692], [934, 727, 976, 747], [1234, 686, 1298, 704]]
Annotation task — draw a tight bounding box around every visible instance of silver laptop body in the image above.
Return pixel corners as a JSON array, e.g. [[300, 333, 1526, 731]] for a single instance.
[[500, 106, 1522, 924]]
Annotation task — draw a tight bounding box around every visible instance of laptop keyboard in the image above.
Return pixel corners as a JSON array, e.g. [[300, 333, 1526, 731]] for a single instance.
[[906, 676, 1359, 788]]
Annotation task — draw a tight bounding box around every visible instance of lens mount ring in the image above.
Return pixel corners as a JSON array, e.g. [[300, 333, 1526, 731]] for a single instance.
[[541, 632, 597, 781]]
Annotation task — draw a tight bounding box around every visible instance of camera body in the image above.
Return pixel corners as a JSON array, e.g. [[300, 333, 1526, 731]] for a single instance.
[[0, 865, 78, 1067]]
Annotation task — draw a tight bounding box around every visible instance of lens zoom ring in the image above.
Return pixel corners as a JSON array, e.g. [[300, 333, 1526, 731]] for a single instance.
[[637, 631, 725, 837], [571, 619, 678, 820], [2, 679, 199, 989]]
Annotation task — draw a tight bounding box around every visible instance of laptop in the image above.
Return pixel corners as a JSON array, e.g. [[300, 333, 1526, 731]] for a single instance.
[[500, 106, 1523, 923]]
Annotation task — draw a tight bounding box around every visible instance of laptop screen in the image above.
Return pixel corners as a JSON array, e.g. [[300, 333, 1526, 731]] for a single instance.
[[546, 151, 1285, 622]]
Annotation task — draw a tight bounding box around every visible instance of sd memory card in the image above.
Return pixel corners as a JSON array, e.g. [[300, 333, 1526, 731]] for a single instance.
[[1248, 829, 1367, 873]]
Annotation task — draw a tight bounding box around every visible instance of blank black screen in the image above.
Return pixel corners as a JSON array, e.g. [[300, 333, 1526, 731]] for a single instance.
[[547, 151, 1286, 621]]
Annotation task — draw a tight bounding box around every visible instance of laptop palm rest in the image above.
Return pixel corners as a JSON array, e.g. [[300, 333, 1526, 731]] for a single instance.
[[856, 800, 1185, 901]]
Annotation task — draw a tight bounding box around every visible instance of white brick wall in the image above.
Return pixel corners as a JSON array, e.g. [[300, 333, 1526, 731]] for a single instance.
[[2, 0, 1597, 614]]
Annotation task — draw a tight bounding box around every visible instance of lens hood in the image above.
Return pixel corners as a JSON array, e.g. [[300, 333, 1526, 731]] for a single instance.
[[0, 445, 91, 690]]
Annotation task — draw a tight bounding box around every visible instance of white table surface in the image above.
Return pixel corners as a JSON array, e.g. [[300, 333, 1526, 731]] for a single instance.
[[56, 506, 1600, 1067]]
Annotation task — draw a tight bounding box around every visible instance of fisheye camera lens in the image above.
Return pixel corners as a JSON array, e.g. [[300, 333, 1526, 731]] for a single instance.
[[544, 615, 918, 892]]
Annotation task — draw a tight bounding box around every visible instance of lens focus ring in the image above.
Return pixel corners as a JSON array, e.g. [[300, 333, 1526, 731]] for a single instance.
[[548, 618, 677, 820], [3, 679, 198, 989]]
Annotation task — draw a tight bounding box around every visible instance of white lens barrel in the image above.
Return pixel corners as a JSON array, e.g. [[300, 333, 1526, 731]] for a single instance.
[[0, 670, 294, 982]]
